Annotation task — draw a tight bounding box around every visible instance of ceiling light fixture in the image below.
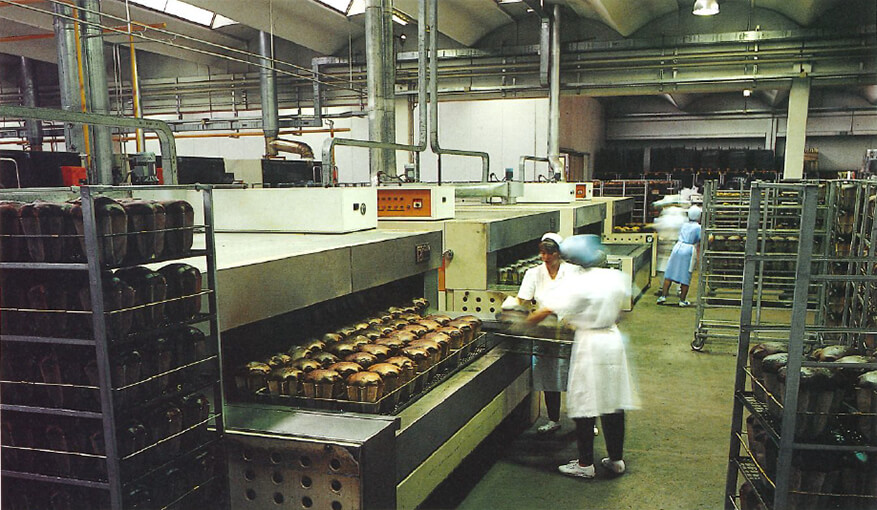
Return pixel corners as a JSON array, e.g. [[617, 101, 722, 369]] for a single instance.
[[692, 0, 719, 16]]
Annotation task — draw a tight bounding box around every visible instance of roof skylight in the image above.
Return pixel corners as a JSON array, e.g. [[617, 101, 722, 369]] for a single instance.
[[126, 0, 239, 29]]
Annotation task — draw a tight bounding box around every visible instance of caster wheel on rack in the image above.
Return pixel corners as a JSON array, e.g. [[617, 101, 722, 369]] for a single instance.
[[691, 334, 705, 352]]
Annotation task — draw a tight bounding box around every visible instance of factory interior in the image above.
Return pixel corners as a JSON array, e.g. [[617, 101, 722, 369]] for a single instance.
[[1, 0, 876, 509]]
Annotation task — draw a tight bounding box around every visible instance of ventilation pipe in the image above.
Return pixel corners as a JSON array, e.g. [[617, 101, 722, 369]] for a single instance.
[[321, 0, 428, 184], [428, 0, 489, 183], [547, 3, 563, 180], [365, 0, 397, 175], [80, 0, 114, 184], [19, 57, 44, 150], [53, 2, 85, 153], [269, 139, 314, 160], [258, 30, 280, 157]]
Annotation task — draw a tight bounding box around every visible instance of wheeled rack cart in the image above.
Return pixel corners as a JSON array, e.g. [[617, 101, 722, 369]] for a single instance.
[[724, 182, 877, 510], [0, 185, 226, 510], [692, 181, 831, 351]]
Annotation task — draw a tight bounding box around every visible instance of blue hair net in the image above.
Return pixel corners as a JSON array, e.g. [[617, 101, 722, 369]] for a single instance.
[[559, 234, 607, 268]]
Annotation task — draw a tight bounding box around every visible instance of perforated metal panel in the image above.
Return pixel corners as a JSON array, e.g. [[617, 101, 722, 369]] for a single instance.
[[227, 434, 363, 510]]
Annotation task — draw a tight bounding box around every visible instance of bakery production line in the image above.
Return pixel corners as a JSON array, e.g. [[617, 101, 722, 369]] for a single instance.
[[148, 188, 534, 510]]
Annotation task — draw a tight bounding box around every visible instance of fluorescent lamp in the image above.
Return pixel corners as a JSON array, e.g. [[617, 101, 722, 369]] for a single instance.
[[693, 0, 719, 16]]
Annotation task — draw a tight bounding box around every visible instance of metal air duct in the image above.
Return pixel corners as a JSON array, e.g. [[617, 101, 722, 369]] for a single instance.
[[52, 1, 85, 153], [259, 30, 280, 157], [80, 0, 114, 184], [19, 57, 44, 150]]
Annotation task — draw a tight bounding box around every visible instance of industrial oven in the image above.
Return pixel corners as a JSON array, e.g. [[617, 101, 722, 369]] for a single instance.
[[590, 196, 635, 235], [207, 227, 531, 510]]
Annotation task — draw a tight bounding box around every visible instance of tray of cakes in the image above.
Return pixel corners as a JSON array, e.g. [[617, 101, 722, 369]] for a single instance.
[[233, 299, 494, 414]]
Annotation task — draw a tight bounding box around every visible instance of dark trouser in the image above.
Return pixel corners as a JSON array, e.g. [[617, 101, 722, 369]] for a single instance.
[[574, 411, 625, 466], [544, 391, 561, 422]]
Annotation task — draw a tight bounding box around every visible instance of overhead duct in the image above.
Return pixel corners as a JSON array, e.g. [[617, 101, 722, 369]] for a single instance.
[[547, 4, 562, 180], [19, 57, 43, 151], [52, 1, 85, 153], [366, 0, 397, 175], [428, 0, 490, 183], [259, 30, 280, 157], [80, 0, 114, 184], [321, 0, 428, 184]]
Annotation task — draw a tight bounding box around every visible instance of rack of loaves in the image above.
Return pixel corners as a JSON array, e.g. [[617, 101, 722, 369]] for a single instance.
[[234, 299, 484, 414], [0, 185, 225, 510], [725, 182, 877, 510]]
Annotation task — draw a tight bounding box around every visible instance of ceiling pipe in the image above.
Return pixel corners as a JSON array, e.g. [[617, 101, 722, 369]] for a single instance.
[[258, 30, 280, 157], [52, 0, 85, 153], [428, 0, 489, 183], [80, 0, 114, 184], [19, 56, 44, 151], [320, 0, 429, 185], [547, 3, 562, 180]]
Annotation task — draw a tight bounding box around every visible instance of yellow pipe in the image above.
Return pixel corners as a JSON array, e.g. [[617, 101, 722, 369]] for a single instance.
[[72, 5, 90, 166], [128, 22, 143, 151]]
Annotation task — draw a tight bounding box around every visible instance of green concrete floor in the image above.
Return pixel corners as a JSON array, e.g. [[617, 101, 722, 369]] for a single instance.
[[423, 274, 740, 510]]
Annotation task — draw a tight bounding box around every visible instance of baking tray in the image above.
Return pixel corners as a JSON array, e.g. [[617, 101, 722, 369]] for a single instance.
[[251, 332, 495, 415]]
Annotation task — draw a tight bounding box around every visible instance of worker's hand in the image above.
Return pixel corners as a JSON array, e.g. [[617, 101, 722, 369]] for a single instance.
[[527, 307, 553, 325], [501, 295, 525, 311]]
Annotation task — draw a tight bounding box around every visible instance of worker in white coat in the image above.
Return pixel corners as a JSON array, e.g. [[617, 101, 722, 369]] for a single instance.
[[503, 232, 584, 434], [527, 234, 638, 479]]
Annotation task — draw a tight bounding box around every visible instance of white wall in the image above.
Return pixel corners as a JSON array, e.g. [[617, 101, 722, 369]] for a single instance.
[[413, 97, 549, 182]]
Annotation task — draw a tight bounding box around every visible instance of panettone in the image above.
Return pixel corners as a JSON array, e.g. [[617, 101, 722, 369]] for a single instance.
[[400, 346, 431, 371], [336, 326, 357, 339], [244, 362, 270, 393], [412, 297, 429, 311], [322, 333, 344, 345], [437, 326, 464, 349], [361, 329, 383, 341], [408, 339, 441, 363], [359, 344, 391, 361], [367, 317, 383, 328], [267, 353, 292, 368], [425, 314, 452, 326], [369, 363, 402, 392], [329, 341, 357, 357], [390, 319, 409, 330], [378, 325, 397, 336], [421, 332, 451, 357], [303, 339, 326, 353], [353, 322, 370, 332], [399, 313, 422, 324], [267, 367, 303, 396], [303, 369, 341, 398], [393, 331, 418, 345], [328, 361, 363, 379], [291, 358, 321, 373], [386, 306, 404, 318], [287, 346, 312, 361], [346, 371, 384, 402], [349, 335, 370, 348], [313, 351, 339, 367], [447, 320, 473, 342], [345, 351, 378, 369], [418, 319, 442, 332], [375, 336, 406, 353], [400, 324, 428, 338]]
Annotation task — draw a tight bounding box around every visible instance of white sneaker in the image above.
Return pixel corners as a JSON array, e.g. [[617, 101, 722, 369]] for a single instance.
[[678, 300, 691, 308], [656, 296, 667, 304], [601, 457, 626, 475], [537, 420, 561, 434], [593, 426, 599, 436], [558, 461, 595, 479]]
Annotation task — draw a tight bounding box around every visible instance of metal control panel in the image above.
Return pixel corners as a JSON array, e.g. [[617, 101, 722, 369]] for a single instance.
[[575, 182, 594, 200], [377, 187, 455, 220]]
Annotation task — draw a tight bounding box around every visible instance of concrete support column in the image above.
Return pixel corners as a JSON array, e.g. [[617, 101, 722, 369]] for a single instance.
[[53, 2, 85, 153], [783, 77, 811, 180], [258, 30, 279, 157], [80, 0, 114, 184], [19, 57, 44, 150]]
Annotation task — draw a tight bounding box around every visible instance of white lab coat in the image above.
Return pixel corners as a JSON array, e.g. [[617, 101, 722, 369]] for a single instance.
[[517, 261, 583, 391], [542, 267, 639, 418]]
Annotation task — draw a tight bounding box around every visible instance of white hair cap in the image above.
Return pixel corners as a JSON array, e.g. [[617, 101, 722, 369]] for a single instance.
[[541, 233, 563, 245], [688, 205, 702, 221]]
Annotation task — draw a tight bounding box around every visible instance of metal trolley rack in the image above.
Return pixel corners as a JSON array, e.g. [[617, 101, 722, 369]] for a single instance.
[[0, 185, 226, 509], [692, 181, 830, 351], [724, 182, 877, 510], [593, 179, 680, 225]]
